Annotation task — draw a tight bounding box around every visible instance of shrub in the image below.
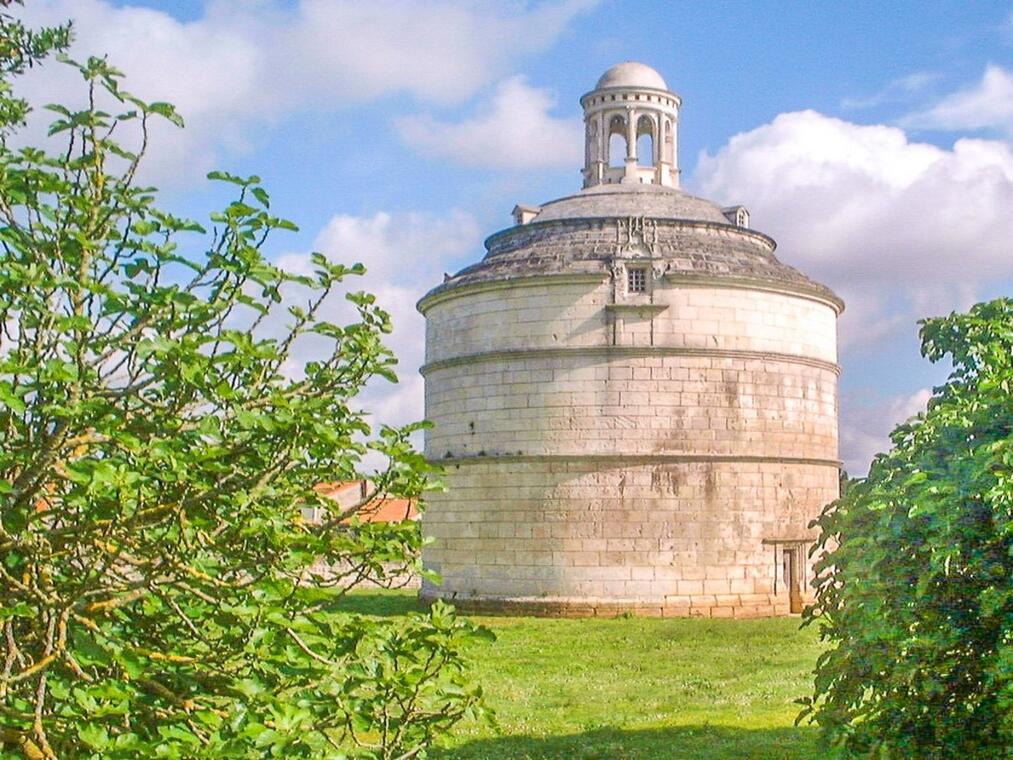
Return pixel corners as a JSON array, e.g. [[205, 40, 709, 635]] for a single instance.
[[801, 298, 1013, 758]]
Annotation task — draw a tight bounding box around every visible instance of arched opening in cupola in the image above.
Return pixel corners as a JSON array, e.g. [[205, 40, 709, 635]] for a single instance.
[[636, 115, 656, 167], [608, 115, 627, 168]]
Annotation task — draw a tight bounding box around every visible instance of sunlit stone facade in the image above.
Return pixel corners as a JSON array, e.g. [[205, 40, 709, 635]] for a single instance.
[[417, 63, 843, 617]]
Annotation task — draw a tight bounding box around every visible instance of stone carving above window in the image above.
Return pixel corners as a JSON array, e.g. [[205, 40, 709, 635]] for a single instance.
[[615, 216, 658, 257]]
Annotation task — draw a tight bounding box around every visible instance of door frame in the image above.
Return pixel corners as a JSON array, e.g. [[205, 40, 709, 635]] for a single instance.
[[763, 539, 809, 614]]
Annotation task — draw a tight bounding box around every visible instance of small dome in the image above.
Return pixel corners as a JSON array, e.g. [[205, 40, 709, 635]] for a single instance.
[[595, 61, 668, 91]]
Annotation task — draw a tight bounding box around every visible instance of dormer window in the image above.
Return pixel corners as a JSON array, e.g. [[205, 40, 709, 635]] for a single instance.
[[512, 204, 541, 226], [627, 267, 647, 293], [722, 205, 750, 228]]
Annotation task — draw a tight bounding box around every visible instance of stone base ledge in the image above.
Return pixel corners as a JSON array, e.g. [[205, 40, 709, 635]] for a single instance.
[[419, 590, 804, 619]]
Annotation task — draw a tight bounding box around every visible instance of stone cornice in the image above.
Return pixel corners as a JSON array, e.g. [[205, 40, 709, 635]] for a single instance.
[[420, 346, 841, 377], [429, 453, 843, 468], [580, 85, 679, 107], [417, 268, 844, 315], [604, 302, 669, 313], [482, 215, 777, 254], [417, 273, 607, 314], [659, 272, 845, 313]]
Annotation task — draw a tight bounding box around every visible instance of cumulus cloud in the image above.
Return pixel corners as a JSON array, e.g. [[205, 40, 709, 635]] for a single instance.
[[396, 76, 582, 168], [275, 210, 481, 434], [15, 0, 593, 184], [694, 110, 1013, 351], [903, 65, 1013, 135], [840, 388, 932, 476], [16, 0, 263, 183], [271, 0, 597, 106]]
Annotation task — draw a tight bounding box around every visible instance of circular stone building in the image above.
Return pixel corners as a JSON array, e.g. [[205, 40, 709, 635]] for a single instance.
[[417, 63, 843, 618]]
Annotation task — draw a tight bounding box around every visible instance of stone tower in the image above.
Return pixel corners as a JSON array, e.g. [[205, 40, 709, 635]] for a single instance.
[[417, 63, 843, 618]]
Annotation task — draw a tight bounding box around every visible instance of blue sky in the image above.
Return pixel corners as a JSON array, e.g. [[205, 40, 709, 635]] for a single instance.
[[18, 0, 1013, 474]]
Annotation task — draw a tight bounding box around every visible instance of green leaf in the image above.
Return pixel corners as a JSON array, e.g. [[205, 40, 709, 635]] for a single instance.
[[0, 602, 34, 619], [147, 101, 184, 127], [251, 186, 270, 208], [79, 724, 110, 750]]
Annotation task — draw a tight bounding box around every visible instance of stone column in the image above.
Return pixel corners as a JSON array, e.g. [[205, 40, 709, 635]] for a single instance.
[[624, 107, 637, 182]]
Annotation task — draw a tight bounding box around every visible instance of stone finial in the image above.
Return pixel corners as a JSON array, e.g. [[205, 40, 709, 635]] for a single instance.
[[580, 62, 682, 189]]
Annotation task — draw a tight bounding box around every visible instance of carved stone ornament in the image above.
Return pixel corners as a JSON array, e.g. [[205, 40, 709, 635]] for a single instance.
[[615, 216, 658, 258]]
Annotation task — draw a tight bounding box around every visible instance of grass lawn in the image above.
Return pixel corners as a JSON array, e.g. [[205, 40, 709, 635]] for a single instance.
[[341, 591, 828, 759]]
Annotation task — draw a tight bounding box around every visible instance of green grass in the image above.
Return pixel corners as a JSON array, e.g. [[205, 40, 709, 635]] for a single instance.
[[340, 591, 827, 759]]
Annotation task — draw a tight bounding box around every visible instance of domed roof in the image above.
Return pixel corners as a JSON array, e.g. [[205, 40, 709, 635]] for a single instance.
[[532, 185, 729, 224], [418, 180, 843, 313], [595, 61, 668, 91]]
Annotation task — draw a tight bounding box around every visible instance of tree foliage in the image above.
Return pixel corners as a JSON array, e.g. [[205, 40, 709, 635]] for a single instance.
[[0, 2, 70, 131], [801, 298, 1013, 758], [0, 10, 487, 759]]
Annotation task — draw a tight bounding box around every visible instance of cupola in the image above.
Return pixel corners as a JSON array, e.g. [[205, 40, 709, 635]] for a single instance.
[[580, 62, 681, 188]]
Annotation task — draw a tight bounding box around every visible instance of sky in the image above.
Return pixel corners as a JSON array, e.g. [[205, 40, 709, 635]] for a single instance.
[[14, 0, 1013, 476]]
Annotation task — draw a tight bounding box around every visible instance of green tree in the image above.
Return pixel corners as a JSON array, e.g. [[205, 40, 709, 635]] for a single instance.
[[0, 9, 486, 759], [801, 298, 1013, 758]]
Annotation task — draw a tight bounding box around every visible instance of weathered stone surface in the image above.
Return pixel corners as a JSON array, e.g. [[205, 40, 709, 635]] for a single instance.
[[534, 185, 729, 224], [420, 215, 841, 306], [417, 63, 842, 618]]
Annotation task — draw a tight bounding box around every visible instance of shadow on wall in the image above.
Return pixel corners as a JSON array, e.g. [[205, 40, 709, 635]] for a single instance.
[[434, 724, 824, 760]]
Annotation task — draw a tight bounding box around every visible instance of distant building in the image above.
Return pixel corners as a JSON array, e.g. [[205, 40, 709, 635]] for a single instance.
[[310, 480, 418, 524], [417, 63, 843, 618], [310, 480, 420, 590]]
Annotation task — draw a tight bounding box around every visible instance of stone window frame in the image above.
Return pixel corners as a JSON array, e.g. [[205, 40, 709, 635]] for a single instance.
[[626, 266, 648, 294]]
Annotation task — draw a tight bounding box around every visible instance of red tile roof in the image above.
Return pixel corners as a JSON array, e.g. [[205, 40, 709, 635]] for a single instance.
[[315, 480, 418, 523]]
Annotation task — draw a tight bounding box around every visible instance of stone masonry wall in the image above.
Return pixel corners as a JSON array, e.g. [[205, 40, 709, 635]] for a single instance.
[[420, 271, 840, 617], [422, 459, 837, 617], [424, 354, 838, 462], [424, 281, 837, 364]]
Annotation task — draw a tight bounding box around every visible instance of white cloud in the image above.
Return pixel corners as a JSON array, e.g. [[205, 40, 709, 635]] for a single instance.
[[693, 110, 1013, 352], [396, 75, 582, 168], [271, 0, 597, 106], [903, 65, 1013, 135], [16, 0, 264, 183], [275, 210, 481, 435], [15, 0, 594, 184], [840, 388, 932, 476], [841, 71, 938, 110]]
